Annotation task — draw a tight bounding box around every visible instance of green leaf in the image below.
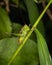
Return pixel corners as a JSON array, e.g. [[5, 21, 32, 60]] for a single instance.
[[35, 28, 52, 65], [24, 0, 45, 36], [0, 38, 39, 65], [12, 23, 22, 33], [0, 8, 12, 39]]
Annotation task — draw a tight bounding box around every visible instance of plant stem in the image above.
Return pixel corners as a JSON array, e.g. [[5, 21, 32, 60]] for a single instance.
[[7, 0, 52, 65]]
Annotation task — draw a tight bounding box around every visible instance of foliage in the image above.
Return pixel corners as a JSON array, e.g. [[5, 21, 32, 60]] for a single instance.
[[35, 29, 52, 65], [0, 0, 52, 65], [0, 8, 12, 39]]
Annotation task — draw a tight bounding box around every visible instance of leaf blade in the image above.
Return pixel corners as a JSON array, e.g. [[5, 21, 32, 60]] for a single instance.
[[35, 28, 52, 65], [0, 38, 39, 65], [0, 8, 12, 38]]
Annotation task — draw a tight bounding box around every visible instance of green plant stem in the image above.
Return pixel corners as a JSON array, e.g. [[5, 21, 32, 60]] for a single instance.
[[7, 0, 52, 65]]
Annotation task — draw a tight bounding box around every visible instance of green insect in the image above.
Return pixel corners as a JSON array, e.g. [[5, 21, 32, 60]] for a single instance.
[[18, 24, 30, 44], [6, 24, 30, 44]]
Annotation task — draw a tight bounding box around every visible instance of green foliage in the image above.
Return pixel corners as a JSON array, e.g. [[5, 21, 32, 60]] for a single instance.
[[0, 38, 39, 65], [35, 29, 52, 65], [0, 8, 12, 39], [0, 0, 52, 65], [12, 23, 22, 33]]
